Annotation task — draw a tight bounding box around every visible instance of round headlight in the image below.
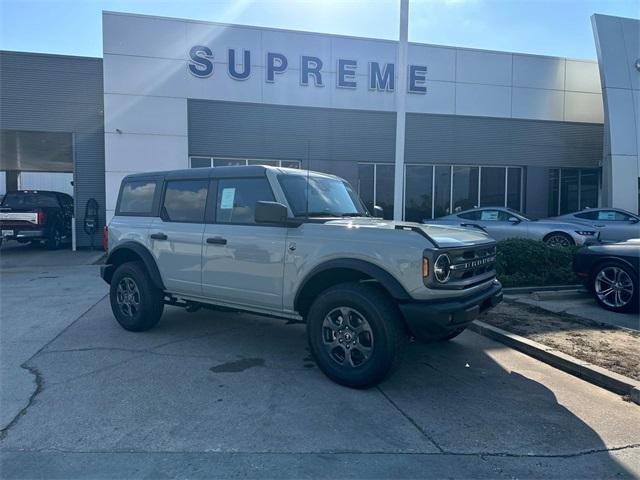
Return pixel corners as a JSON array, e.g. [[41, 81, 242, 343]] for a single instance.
[[434, 254, 451, 283]]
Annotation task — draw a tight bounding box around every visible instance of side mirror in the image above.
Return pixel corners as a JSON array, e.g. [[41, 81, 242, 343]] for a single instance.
[[373, 205, 384, 218], [630, 218, 639, 224], [508, 216, 521, 224], [255, 201, 300, 227]]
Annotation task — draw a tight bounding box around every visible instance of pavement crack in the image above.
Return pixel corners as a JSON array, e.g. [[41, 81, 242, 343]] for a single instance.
[[375, 385, 445, 453], [0, 365, 44, 441]]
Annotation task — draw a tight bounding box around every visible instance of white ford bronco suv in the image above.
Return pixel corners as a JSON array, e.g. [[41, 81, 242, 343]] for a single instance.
[[101, 166, 502, 388]]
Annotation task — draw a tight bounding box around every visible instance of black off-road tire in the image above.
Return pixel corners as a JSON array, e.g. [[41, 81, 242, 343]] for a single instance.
[[45, 226, 62, 250], [109, 261, 164, 332], [306, 282, 407, 389]]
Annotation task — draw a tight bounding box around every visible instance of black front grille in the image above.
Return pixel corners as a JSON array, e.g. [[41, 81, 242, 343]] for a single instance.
[[447, 245, 497, 283]]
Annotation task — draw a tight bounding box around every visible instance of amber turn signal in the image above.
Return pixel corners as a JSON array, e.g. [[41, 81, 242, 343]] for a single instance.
[[422, 257, 429, 278]]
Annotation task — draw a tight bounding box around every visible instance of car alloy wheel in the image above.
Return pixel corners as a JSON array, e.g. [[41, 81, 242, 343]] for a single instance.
[[321, 306, 374, 368], [595, 266, 634, 309], [116, 276, 141, 318], [546, 234, 571, 248]]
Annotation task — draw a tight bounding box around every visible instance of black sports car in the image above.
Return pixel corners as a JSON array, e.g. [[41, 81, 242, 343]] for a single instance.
[[573, 239, 640, 313]]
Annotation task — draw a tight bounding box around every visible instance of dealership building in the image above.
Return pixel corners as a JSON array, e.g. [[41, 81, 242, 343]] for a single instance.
[[0, 11, 638, 246]]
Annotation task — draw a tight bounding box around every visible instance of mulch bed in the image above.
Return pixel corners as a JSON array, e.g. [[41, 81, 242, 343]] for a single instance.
[[479, 300, 640, 381]]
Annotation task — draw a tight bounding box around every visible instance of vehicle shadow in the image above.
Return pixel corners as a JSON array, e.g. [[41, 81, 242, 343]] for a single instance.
[[4, 303, 638, 478]]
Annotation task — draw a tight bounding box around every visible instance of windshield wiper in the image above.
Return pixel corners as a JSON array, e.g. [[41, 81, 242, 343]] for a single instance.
[[341, 212, 368, 217], [297, 211, 342, 217]]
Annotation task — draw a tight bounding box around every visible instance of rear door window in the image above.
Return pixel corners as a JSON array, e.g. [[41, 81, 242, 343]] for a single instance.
[[458, 211, 481, 220], [216, 178, 275, 224], [118, 180, 157, 215], [161, 180, 209, 223]]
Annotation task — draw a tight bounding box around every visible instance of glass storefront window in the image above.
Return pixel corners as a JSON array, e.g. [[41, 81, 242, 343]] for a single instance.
[[357, 164, 375, 213], [549, 168, 600, 216], [560, 169, 579, 214], [190, 157, 301, 168], [376, 164, 395, 220], [548, 169, 559, 217], [506, 167, 522, 211], [356, 164, 394, 219], [452, 166, 479, 213], [580, 169, 599, 210], [404, 165, 433, 222], [434, 166, 451, 218], [190, 157, 212, 168], [480, 167, 505, 207]]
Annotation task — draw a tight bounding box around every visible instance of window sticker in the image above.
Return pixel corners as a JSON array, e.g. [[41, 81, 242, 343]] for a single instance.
[[481, 210, 499, 221], [220, 188, 236, 209], [598, 211, 616, 221]]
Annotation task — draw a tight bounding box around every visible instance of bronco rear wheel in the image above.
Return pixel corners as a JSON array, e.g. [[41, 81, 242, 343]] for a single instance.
[[306, 282, 406, 389], [109, 261, 164, 331]]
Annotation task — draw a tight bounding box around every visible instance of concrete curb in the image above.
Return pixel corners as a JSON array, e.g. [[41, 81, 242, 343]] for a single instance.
[[502, 285, 584, 294], [470, 320, 640, 405]]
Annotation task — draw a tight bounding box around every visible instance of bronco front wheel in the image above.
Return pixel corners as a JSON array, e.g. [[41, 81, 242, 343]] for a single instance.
[[306, 282, 406, 389], [109, 261, 164, 331]]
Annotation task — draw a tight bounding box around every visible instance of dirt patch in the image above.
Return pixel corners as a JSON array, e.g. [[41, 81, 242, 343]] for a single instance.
[[480, 300, 640, 381]]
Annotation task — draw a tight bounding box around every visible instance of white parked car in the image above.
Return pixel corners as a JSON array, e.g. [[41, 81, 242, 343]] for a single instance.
[[554, 208, 640, 243]]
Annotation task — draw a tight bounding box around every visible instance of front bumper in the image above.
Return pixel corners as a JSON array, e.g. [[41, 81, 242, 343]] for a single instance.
[[399, 280, 503, 340]]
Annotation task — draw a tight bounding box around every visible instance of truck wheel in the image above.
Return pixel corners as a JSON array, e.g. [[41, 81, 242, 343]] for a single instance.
[[45, 226, 62, 250], [109, 261, 164, 331], [306, 282, 407, 389], [592, 261, 638, 313]]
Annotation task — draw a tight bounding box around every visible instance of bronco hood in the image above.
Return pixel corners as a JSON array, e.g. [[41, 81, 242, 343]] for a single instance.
[[325, 218, 494, 248]]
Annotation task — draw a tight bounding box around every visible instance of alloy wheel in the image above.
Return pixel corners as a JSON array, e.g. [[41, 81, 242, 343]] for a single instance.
[[116, 276, 141, 318], [322, 306, 374, 368], [595, 266, 634, 309], [546, 234, 571, 248]]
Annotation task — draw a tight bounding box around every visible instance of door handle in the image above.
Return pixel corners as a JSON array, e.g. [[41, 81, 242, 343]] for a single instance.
[[206, 236, 227, 245], [150, 233, 168, 240]]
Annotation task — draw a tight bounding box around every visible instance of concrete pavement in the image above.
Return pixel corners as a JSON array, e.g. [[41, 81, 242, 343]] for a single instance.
[[1, 246, 639, 478], [0, 243, 107, 430]]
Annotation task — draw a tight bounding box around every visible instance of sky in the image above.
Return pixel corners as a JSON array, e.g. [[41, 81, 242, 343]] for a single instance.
[[0, 0, 638, 60]]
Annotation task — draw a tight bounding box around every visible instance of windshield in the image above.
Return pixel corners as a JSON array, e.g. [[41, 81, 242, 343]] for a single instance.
[[278, 175, 368, 217], [1, 192, 59, 208]]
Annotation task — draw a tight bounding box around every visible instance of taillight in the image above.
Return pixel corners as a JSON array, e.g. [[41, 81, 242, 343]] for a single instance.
[[37, 209, 46, 225], [103, 225, 109, 251]]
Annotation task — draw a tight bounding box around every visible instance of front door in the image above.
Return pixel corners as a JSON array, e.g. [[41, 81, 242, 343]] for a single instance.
[[149, 179, 209, 296], [202, 176, 287, 311], [475, 209, 525, 241]]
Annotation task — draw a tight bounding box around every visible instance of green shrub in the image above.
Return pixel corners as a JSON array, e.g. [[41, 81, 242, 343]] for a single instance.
[[495, 238, 580, 288]]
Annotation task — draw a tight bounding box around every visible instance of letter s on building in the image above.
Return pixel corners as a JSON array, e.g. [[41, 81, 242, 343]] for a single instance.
[[189, 46, 214, 77]]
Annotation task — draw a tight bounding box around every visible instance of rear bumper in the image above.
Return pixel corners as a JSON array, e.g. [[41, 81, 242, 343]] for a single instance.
[[0, 227, 46, 240], [399, 280, 503, 340]]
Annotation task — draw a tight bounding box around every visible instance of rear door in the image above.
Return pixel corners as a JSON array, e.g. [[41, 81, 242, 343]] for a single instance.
[[202, 176, 287, 312], [149, 179, 209, 296]]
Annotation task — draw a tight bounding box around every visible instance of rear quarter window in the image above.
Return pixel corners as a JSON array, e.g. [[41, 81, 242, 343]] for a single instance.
[[118, 180, 157, 215]]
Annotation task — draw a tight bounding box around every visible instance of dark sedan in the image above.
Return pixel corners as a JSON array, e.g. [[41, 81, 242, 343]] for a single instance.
[[573, 239, 640, 313]]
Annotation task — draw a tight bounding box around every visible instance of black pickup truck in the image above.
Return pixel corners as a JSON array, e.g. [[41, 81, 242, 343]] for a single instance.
[[0, 190, 73, 249]]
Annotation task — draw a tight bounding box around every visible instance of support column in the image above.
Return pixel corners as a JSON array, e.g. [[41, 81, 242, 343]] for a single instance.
[[393, 0, 409, 221]]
